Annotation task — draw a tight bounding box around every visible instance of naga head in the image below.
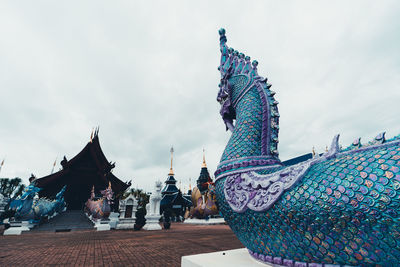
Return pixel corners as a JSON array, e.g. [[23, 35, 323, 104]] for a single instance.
[[56, 185, 67, 200], [155, 180, 163, 192], [216, 29, 281, 159], [20, 184, 41, 201], [100, 182, 114, 204], [217, 28, 261, 132]]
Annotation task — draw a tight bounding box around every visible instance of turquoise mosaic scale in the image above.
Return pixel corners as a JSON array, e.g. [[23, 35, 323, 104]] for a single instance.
[[215, 28, 400, 266]]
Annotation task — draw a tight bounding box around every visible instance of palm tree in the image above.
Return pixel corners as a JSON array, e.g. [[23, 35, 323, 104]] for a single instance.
[[0, 178, 25, 199], [0, 178, 26, 220]]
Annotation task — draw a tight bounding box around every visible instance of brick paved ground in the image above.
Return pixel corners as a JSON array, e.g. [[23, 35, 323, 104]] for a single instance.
[[0, 223, 244, 266]]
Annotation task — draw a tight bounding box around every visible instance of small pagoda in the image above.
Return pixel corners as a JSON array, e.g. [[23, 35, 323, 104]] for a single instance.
[[189, 149, 219, 219], [196, 149, 213, 194], [160, 147, 191, 220], [34, 129, 131, 210]]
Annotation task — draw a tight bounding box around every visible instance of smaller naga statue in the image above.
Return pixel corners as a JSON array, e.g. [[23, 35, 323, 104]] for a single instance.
[[85, 182, 114, 220], [190, 151, 219, 219], [10, 183, 66, 223]]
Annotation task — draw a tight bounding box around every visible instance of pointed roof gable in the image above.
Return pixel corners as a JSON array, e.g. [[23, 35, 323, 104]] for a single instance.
[[34, 134, 131, 209]]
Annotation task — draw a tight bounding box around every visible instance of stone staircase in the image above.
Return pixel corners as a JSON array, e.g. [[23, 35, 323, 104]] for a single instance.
[[30, 210, 94, 232]]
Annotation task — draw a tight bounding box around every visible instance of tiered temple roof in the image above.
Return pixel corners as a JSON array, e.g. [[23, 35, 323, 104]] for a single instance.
[[196, 150, 213, 193], [34, 131, 131, 210], [160, 148, 191, 214], [161, 147, 179, 196], [162, 175, 179, 195]]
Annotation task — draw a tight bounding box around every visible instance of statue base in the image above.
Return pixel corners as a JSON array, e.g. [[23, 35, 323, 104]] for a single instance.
[[143, 214, 161, 231], [181, 248, 271, 267], [183, 218, 225, 225], [116, 218, 135, 230], [108, 212, 120, 229], [3, 221, 31, 235], [95, 219, 111, 231]]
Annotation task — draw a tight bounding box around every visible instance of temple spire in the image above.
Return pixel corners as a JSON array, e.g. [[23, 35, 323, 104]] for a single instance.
[[168, 146, 174, 176], [201, 148, 207, 168]]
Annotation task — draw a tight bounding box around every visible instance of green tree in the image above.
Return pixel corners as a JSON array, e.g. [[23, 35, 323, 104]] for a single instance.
[[0, 178, 26, 221], [0, 178, 25, 199]]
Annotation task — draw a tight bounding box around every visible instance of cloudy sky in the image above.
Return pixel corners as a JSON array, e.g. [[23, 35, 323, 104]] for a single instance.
[[0, 1, 399, 192]]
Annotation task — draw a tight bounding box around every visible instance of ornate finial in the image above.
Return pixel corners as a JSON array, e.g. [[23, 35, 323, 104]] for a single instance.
[[93, 126, 100, 137], [312, 146, 316, 157], [189, 178, 192, 191], [325, 146, 328, 152], [90, 128, 94, 143], [0, 158, 4, 174], [168, 146, 174, 176], [202, 148, 207, 168]]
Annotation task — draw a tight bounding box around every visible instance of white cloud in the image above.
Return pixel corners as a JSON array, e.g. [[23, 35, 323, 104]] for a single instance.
[[0, 1, 399, 191]]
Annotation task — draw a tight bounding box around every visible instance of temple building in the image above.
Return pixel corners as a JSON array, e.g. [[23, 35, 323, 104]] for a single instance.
[[34, 130, 131, 210], [160, 147, 191, 220]]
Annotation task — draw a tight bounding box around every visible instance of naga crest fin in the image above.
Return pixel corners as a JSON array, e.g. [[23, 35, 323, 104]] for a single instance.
[[324, 134, 340, 159], [218, 28, 259, 79]]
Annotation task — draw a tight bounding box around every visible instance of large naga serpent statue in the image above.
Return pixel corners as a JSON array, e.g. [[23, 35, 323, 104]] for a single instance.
[[10, 184, 66, 222], [214, 29, 400, 266]]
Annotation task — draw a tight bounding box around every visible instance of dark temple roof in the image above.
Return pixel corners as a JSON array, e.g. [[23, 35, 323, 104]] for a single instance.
[[282, 153, 313, 166], [162, 175, 179, 195], [34, 134, 131, 209]]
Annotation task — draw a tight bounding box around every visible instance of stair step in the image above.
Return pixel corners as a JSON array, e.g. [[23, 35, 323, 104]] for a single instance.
[[30, 210, 94, 232]]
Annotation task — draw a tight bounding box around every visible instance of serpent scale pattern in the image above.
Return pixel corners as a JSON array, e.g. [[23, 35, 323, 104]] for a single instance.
[[216, 144, 400, 265], [215, 28, 400, 266]]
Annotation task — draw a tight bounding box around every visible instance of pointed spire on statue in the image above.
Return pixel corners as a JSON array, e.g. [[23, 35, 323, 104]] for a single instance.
[[168, 146, 174, 176], [201, 148, 207, 168]]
